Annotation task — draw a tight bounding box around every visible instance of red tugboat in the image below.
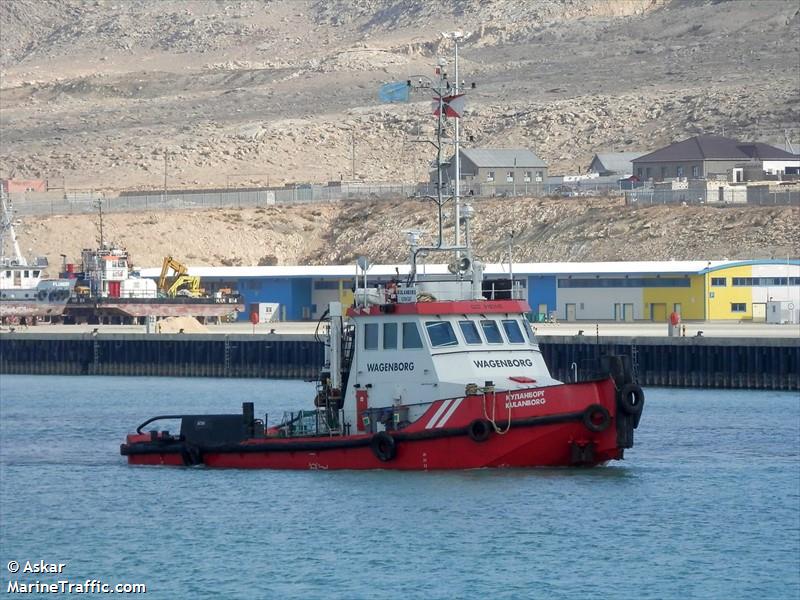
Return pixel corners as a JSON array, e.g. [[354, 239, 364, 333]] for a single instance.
[[121, 226, 644, 470], [121, 285, 643, 469], [121, 64, 644, 470]]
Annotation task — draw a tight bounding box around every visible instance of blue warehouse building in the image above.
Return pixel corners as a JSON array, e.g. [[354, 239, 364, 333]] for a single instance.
[[139, 260, 800, 323]]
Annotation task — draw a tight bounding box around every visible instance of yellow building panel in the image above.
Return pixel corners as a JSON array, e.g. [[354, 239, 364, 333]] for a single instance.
[[642, 275, 705, 320], [339, 281, 354, 307], [706, 265, 753, 320]]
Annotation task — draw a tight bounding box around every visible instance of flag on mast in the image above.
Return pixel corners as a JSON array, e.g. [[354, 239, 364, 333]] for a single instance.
[[432, 93, 466, 118], [378, 82, 410, 103]]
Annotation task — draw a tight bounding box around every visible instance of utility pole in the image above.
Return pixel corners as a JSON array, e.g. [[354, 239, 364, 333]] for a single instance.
[[163, 149, 168, 198], [513, 157, 517, 196]]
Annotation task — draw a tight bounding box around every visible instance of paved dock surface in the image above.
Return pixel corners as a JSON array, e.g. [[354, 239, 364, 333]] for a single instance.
[[2, 321, 798, 338]]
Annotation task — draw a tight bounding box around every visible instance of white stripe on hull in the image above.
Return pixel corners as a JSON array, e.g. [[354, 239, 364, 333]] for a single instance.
[[433, 397, 464, 428], [425, 399, 453, 429]]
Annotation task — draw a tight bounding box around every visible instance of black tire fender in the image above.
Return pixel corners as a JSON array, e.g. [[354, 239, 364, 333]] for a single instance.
[[370, 431, 397, 462], [582, 404, 611, 433], [181, 444, 203, 466], [618, 383, 645, 417], [467, 419, 492, 443]]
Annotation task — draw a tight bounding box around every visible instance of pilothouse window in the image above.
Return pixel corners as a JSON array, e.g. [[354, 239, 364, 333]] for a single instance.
[[502, 320, 525, 344], [364, 323, 379, 350], [459, 320, 482, 345], [402, 322, 423, 349], [522, 320, 536, 344], [383, 323, 397, 350], [480, 320, 503, 344], [426, 321, 458, 347]]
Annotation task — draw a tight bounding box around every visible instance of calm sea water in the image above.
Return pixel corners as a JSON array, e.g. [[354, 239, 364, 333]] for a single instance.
[[0, 375, 798, 600]]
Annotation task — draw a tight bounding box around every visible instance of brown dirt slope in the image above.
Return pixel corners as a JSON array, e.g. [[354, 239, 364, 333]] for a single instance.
[[15, 198, 799, 270]]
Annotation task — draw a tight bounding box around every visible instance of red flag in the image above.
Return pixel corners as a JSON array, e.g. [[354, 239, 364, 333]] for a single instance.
[[432, 93, 466, 118]]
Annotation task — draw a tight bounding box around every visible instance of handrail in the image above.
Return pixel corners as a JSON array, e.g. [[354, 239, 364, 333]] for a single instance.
[[136, 415, 185, 434]]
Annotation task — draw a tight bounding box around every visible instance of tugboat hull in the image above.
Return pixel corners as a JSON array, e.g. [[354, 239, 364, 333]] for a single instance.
[[121, 379, 642, 470]]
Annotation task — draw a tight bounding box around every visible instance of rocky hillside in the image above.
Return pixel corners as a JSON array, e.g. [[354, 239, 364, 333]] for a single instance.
[[15, 198, 799, 270], [1, 0, 798, 190]]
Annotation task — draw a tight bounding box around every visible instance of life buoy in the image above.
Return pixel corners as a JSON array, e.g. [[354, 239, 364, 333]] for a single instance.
[[582, 404, 611, 433], [467, 419, 492, 443], [618, 383, 645, 417], [370, 431, 397, 462]]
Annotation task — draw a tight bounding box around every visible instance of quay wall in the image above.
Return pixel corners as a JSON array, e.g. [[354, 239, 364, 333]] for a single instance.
[[0, 334, 798, 390]]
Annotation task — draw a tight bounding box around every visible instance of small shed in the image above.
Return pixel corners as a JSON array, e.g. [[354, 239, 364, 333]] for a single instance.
[[587, 152, 644, 177]]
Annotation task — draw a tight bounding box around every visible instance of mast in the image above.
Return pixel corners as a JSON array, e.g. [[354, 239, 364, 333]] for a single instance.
[[442, 31, 465, 248], [0, 189, 26, 265], [378, 44, 476, 293], [95, 200, 105, 250], [403, 60, 471, 287]]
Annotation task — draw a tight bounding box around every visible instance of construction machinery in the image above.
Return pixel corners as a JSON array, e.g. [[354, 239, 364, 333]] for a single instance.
[[158, 256, 204, 298]]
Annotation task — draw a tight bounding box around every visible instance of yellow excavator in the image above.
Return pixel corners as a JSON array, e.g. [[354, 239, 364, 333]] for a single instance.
[[158, 256, 204, 298]]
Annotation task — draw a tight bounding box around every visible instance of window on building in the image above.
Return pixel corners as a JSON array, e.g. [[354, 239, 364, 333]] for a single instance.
[[676, 166, 685, 178], [480, 320, 503, 344], [637, 168, 643, 178], [364, 323, 378, 350], [557, 277, 691, 288], [425, 320, 458, 347], [501, 320, 525, 344], [645, 167, 652, 179], [383, 323, 397, 350], [23, 270, 29, 277], [402, 322, 423, 349], [458, 320, 482, 345], [692, 165, 700, 178], [486, 171, 495, 182], [536, 171, 543, 182], [711, 277, 726, 287], [661, 166, 668, 179], [732, 277, 797, 287], [524, 171, 532, 182], [314, 280, 347, 290], [506, 171, 514, 182], [731, 303, 746, 313]]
